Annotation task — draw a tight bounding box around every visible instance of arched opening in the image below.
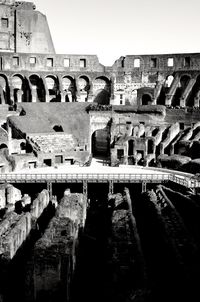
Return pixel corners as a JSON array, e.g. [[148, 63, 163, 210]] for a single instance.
[[128, 139, 134, 156], [93, 76, 111, 105], [165, 75, 174, 88], [91, 128, 110, 158], [78, 76, 90, 102], [157, 75, 175, 105], [20, 142, 26, 151], [62, 76, 75, 102], [187, 75, 200, 107], [142, 94, 152, 105], [53, 125, 64, 132], [45, 75, 60, 101], [0, 75, 9, 104], [29, 75, 46, 102], [0, 143, 8, 150], [12, 74, 30, 103], [172, 74, 191, 107]]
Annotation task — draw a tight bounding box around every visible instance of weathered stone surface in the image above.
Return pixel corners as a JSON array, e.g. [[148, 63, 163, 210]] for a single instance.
[[33, 193, 87, 302]]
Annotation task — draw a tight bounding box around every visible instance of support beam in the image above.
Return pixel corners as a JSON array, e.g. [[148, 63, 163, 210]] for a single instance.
[[47, 181, 52, 200], [142, 182, 147, 193], [109, 180, 114, 194], [83, 180, 88, 202]]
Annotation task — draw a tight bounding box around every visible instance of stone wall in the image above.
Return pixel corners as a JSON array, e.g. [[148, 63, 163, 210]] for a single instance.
[[0, 184, 21, 209], [33, 193, 87, 302], [1, 52, 200, 106], [0, 212, 31, 260], [0, 0, 55, 54], [0, 188, 50, 261], [30, 189, 49, 222]]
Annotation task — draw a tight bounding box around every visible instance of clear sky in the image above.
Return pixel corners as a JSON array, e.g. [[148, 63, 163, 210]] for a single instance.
[[33, 0, 200, 66]]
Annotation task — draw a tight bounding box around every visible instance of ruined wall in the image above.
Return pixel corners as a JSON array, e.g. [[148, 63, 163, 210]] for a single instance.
[[1, 52, 200, 106], [15, 2, 55, 54], [0, 184, 6, 208], [0, 1, 15, 52], [0, 1, 55, 54], [0, 183, 21, 209], [0, 187, 50, 262], [0, 210, 32, 260], [30, 189, 49, 222], [33, 193, 87, 302]]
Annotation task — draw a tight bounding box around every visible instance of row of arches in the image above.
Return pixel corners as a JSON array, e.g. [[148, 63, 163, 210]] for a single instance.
[[0, 74, 112, 104], [156, 74, 200, 107]]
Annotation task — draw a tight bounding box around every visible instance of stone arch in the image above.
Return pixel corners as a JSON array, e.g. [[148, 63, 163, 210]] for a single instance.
[[165, 75, 174, 88], [62, 75, 76, 102], [180, 74, 191, 89], [187, 74, 200, 107], [142, 93, 152, 105], [78, 75, 90, 91], [172, 74, 191, 107], [53, 124, 64, 132], [91, 127, 110, 157], [77, 75, 90, 102], [93, 76, 111, 105], [0, 143, 8, 150], [0, 74, 9, 104], [11, 74, 31, 103], [45, 75, 60, 102], [29, 74, 46, 102]]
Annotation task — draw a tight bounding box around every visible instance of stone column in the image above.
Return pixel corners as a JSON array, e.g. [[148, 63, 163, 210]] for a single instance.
[[109, 180, 114, 194], [142, 182, 147, 193], [17, 89, 23, 103], [47, 181, 52, 200], [87, 81, 93, 102], [31, 87, 37, 102], [0, 87, 5, 104], [83, 180, 88, 201], [9, 85, 14, 105]]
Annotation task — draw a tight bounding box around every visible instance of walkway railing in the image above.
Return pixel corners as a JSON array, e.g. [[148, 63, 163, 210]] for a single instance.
[[0, 171, 199, 187], [0, 173, 169, 182]]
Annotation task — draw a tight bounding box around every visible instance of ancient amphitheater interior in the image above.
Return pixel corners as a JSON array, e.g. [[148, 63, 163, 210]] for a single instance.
[[0, 1, 200, 302]]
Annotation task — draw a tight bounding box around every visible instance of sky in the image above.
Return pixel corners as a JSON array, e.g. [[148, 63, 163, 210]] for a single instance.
[[34, 0, 200, 66]]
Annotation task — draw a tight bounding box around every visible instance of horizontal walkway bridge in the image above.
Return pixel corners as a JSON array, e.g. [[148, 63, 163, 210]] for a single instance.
[[0, 166, 199, 188]]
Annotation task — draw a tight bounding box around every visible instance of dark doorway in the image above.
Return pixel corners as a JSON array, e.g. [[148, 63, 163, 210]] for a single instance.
[[43, 159, 52, 166], [148, 140, 154, 154], [92, 129, 110, 157], [142, 94, 152, 105], [128, 140, 134, 155]]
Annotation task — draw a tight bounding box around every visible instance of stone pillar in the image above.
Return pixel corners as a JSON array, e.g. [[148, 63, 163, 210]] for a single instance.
[[83, 180, 88, 201], [109, 180, 114, 194], [165, 94, 172, 107], [87, 81, 93, 102], [17, 89, 23, 103], [31, 87, 37, 102], [47, 182, 52, 200], [194, 96, 200, 107], [142, 182, 147, 193], [9, 85, 14, 105], [45, 90, 50, 103], [110, 77, 115, 101], [0, 87, 5, 104]]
